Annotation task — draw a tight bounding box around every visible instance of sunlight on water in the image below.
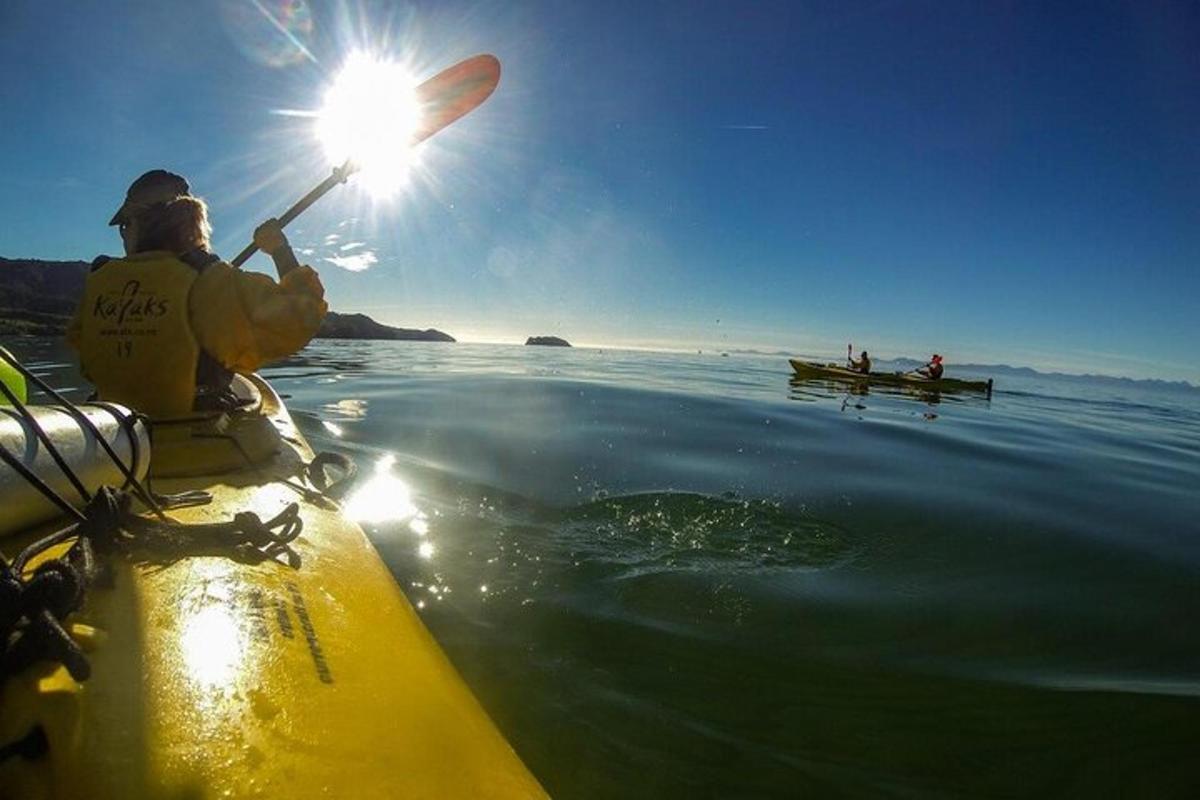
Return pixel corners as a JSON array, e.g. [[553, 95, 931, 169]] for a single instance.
[[341, 454, 438, 564], [343, 454, 419, 523]]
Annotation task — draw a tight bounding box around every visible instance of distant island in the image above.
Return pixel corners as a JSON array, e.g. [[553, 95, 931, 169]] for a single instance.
[[526, 336, 571, 347], [0, 256, 453, 342]]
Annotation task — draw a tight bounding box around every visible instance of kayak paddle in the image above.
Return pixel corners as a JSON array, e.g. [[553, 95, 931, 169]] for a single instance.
[[232, 53, 501, 267]]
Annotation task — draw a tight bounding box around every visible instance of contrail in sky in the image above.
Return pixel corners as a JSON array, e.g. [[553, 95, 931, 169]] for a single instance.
[[721, 124, 769, 130]]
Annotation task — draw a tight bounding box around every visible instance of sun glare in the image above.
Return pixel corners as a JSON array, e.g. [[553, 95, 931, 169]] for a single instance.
[[315, 52, 422, 197]]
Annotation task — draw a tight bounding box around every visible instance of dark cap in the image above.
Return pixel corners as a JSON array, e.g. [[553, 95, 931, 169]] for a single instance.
[[109, 170, 191, 226]]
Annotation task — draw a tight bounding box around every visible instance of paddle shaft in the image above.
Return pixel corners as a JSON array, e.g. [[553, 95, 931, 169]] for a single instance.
[[231, 162, 354, 267]]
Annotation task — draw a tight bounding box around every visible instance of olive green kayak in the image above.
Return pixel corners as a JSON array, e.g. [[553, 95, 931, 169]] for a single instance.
[[789, 359, 993, 395]]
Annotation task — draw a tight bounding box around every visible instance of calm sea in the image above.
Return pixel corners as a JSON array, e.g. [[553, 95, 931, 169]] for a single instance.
[[11, 338, 1200, 798]]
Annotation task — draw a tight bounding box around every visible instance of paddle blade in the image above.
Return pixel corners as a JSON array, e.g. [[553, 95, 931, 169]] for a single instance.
[[412, 54, 501, 144]]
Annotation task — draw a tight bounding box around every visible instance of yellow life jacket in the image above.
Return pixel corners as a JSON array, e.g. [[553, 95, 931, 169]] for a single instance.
[[76, 251, 203, 418]]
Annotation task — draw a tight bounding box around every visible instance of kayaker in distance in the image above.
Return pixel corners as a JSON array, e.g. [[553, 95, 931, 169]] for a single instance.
[[66, 169, 328, 417], [917, 354, 944, 380], [847, 344, 871, 374]]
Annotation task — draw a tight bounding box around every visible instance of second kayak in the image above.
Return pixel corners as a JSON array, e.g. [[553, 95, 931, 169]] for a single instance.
[[790, 359, 994, 395]]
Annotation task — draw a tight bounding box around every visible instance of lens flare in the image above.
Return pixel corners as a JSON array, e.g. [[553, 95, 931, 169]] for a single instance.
[[219, 0, 315, 68], [315, 52, 422, 197]]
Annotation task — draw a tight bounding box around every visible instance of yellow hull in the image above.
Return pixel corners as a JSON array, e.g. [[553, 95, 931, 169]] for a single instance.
[[0, 376, 545, 798]]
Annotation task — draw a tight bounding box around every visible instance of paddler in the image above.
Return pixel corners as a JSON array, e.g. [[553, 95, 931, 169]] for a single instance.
[[66, 169, 328, 417], [917, 353, 944, 380], [847, 344, 871, 374]]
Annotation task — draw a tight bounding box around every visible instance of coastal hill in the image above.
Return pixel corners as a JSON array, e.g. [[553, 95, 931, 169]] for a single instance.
[[0, 256, 87, 335], [318, 312, 453, 342], [0, 256, 453, 342]]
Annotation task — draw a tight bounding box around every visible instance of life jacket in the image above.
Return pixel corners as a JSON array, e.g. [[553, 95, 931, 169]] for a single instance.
[[77, 250, 231, 418]]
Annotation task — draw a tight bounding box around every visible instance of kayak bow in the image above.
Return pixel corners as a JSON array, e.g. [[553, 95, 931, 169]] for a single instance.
[[0, 374, 546, 798]]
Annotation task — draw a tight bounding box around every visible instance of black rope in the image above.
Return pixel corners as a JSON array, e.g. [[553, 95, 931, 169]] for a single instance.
[[90, 401, 147, 492], [1, 487, 303, 693], [0, 725, 48, 765], [118, 491, 304, 569]]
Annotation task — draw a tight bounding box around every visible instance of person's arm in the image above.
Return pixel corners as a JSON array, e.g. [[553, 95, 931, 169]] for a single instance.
[[189, 258, 328, 374], [253, 218, 301, 280]]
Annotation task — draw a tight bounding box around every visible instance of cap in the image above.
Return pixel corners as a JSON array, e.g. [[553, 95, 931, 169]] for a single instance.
[[932, 354, 943, 363], [109, 170, 191, 226]]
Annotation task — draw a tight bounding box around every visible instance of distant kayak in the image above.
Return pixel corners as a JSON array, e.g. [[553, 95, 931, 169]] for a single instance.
[[789, 359, 993, 395]]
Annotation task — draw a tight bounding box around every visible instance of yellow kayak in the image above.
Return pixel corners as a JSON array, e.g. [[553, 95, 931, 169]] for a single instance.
[[0, 375, 546, 798], [789, 359, 994, 395]]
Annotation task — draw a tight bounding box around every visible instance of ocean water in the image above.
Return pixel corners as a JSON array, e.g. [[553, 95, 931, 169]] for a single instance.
[[11, 338, 1200, 798]]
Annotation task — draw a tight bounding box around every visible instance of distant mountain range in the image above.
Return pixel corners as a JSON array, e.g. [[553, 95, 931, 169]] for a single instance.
[[0, 256, 454, 342]]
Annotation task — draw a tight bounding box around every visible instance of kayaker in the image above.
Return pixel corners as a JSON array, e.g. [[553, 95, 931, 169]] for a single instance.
[[847, 347, 871, 374], [917, 354, 944, 380], [66, 169, 328, 417]]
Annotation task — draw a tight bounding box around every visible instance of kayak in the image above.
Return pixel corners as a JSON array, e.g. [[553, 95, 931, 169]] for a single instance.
[[789, 359, 993, 395], [0, 374, 546, 798]]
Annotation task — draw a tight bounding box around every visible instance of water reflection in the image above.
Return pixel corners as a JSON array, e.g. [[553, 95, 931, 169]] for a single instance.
[[342, 453, 435, 562], [784, 376, 985, 418], [344, 454, 417, 523], [789, 375, 943, 405], [324, 398, 369, 419]]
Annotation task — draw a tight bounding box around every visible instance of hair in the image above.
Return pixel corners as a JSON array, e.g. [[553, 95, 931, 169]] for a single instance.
[[132, 195, 212, 254]]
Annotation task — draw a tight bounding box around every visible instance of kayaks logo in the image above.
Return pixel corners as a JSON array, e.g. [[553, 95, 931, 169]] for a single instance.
[[92, 280, 169, 325]]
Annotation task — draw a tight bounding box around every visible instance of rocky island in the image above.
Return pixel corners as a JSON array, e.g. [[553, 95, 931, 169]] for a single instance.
[[525, 336, 571, 347], [0, 256, 453, 342]]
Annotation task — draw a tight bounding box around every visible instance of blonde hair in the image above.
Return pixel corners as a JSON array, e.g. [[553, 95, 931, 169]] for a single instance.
[[133, 195, 212, 254]]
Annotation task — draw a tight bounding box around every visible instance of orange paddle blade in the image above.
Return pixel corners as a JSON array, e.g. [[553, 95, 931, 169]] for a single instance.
[[413, 54, 501, 144]]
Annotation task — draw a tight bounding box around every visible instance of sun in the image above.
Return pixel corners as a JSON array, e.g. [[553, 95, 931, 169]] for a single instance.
[[315, 51, 422, 198]]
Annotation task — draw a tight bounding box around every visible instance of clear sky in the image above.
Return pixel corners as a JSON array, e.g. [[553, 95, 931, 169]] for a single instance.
[[2, 1, 1197, 382]]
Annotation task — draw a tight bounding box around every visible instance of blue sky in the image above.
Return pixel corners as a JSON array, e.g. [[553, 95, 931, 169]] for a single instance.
[[1, 1, 1197, 381]]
